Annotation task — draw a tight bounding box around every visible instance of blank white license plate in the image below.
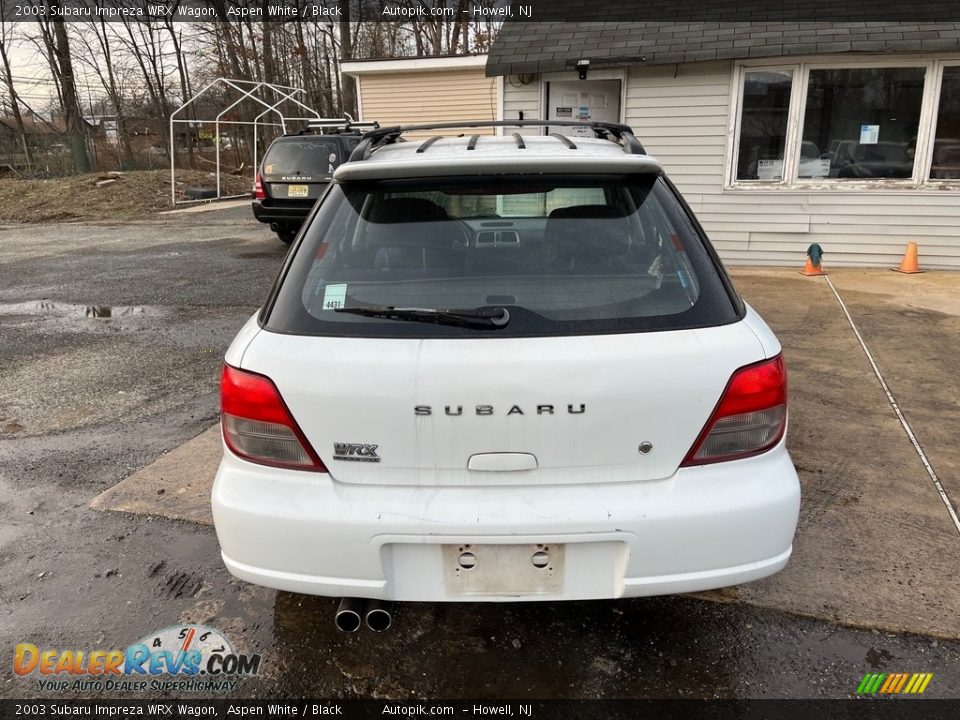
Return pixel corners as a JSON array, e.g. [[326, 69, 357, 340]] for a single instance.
[[286, 184, 309, 198], [442, 543, 565, 596]]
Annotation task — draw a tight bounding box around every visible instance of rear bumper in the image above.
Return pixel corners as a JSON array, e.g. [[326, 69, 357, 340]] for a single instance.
[[251, 200, 311, 225], [212, 441, 801, 602]]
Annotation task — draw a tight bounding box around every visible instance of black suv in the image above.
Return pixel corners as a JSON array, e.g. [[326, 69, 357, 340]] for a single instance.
[[252, 127, 369, 244]]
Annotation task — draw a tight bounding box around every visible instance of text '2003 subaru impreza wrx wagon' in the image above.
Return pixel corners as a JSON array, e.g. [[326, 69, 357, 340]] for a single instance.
[[213, 121, 800, 629]]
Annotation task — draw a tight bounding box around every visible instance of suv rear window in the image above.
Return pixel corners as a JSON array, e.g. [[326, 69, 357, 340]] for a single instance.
[[262, 138, 343, 178], [264, 175, 741, 338]]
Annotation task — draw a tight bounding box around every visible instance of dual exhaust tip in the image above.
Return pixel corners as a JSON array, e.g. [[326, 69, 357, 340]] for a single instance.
[[335, 597, 392, 633]]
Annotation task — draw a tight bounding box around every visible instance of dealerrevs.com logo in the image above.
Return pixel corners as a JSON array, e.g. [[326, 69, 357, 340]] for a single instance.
[[13, 625, 261, 693]]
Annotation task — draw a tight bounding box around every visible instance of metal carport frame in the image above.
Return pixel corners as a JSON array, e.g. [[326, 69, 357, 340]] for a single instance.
[[169, 78, 321, 205]]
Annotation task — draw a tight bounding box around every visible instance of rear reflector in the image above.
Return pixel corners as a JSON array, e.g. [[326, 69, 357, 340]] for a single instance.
[[253, 174, 265, 200], [682, 355, 787, 466], [220, 364, 326, 472]]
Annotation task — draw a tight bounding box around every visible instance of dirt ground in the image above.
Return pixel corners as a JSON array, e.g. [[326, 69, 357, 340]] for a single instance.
[[0, 170, 250, 224], [696, 268, 960, 638]]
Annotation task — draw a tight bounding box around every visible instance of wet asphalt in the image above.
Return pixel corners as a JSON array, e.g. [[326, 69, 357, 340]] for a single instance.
[[1, 208, 958, 700]]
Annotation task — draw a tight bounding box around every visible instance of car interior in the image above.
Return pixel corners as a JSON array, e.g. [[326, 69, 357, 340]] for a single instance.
[[296, 180, 705, 322], [326, 192, 672, 279]]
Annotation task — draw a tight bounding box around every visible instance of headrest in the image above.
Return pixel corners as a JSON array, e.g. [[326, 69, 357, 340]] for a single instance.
[[367, 198, 449, 224], [547, 205, 628, 220]]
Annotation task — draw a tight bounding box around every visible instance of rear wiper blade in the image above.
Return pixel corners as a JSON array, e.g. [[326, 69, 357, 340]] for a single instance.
[[334, 304, 510, 329]]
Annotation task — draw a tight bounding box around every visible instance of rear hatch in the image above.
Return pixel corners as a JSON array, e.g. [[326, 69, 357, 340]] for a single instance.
[[261, 136, 347, 202], [240, 324, 768, 486]]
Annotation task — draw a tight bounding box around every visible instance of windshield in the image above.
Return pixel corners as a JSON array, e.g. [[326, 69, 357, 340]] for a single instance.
[[264, 175, 739, 338], [262, 139, 341, 178]]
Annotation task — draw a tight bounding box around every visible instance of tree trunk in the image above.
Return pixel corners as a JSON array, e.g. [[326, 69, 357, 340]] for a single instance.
[[165, 14, 195, 169], [261, 2, 275, 86], [338, 0, 356, 117], [50, 15, 91, 173]]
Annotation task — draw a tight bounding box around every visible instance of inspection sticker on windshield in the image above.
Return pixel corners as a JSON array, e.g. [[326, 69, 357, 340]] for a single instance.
[[321, 284, 347, 310]]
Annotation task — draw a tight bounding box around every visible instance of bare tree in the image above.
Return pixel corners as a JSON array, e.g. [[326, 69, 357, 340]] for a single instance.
[[34, 1, 92, 173], [72, 18, 136, 168], [338, 0, 356, 117], [0, 0, 34, 167], [0, 8, 502, 176], [163, 4, 196, 167]]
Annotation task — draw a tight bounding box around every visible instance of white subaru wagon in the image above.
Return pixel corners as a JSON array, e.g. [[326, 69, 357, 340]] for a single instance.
[[212, 121, 800, 620]]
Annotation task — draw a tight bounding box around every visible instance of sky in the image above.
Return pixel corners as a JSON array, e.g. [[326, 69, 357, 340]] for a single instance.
[[2, 21, 184, 115]]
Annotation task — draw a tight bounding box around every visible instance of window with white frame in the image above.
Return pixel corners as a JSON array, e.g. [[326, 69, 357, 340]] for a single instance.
[[731, 59, 960, 187], [931, 65, 960, 180], [735, 70, 794, 181]]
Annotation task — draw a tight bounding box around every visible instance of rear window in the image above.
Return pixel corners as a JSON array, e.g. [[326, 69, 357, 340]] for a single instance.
[[262, 138, 342, 178], [264, 175, 740, 338]]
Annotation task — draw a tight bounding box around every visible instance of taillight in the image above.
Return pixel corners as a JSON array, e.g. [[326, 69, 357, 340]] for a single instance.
[[220, 365, 326, 472], [682, 355, 787, 466], [253, 174, 266, 200]]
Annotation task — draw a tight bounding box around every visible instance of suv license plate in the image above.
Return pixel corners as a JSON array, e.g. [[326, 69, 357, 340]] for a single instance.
[[287, 184, 309, 198], [442, 543, 564, 596]]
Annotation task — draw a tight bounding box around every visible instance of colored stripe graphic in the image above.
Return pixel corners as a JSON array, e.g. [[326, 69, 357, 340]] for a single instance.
[[857, 672, 932, 694], [857, 673, 879, 693], [879, 674, 898, 693], [893, 673, 909, 693]]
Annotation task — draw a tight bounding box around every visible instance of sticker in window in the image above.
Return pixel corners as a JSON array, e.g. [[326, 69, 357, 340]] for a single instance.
[[321, 283, 347, 310], [799, 158, 831, 178], [860, 124, 880, 145], [757, 159, 784, 180]]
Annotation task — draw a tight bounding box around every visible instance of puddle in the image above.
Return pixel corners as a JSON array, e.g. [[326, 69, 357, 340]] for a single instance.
[[866, 647, 895, 669], [0, 301, 166, 319]]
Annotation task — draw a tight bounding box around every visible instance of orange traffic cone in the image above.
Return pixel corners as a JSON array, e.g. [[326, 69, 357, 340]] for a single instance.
[[801, 243, 826, 276], [800, 257, 825, 276], [893, 242, 925, 274]]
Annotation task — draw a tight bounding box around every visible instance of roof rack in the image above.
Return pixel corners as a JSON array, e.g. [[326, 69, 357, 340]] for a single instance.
[[347, 120, 645, 162], [305, 114, 380, 135]]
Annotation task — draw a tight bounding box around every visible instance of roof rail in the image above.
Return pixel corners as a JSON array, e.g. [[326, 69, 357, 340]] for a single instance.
[[306, 115, 380, 134], [549, 132, 577, 149], [347, 119, 645, 162]]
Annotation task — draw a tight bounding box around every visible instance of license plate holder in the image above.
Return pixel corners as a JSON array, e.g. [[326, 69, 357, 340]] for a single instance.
[[286, 184, 309, 198], [442, 543, 565, 596]]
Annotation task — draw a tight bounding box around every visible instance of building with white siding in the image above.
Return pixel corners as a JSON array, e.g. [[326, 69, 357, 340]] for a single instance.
[[486, 22, 960, 268]]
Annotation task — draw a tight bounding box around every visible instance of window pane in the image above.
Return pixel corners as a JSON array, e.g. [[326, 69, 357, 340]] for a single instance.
[[801, 67, 924, 180], [267, 177, 742, 339], [931, 66, 960, 180], [736, 70, 793, 180]]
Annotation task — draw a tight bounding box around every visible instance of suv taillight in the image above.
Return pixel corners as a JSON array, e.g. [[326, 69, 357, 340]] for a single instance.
[[682, 355, 787, 466], [253, 174, 266, 200], [220, 365, 326, 472]]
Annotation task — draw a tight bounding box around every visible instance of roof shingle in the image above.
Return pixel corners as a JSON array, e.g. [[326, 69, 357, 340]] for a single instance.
[[487, 9, 960, 76]]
